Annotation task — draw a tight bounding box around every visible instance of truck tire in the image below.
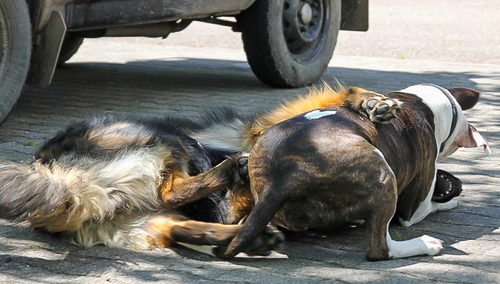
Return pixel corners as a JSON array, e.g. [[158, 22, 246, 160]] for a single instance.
[[240, 0, 341, 88], [57, 34, 84, 65], [0, 0, 31, 123]]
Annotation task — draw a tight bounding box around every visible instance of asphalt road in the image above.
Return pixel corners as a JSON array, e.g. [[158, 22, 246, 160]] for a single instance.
[[0, 0, 499, 283], [164, 0, 500, 64]]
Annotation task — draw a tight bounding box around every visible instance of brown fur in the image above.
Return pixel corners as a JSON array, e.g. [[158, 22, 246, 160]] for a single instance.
[[243, 86, 391, 150], [160, 158, 238, 208]]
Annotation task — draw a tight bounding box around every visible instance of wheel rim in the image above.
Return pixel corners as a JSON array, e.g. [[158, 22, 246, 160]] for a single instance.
[[283, 0, 329, 63]]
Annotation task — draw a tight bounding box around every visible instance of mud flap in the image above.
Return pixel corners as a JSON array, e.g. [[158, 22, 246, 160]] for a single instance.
[[27, 11, 66, 88]]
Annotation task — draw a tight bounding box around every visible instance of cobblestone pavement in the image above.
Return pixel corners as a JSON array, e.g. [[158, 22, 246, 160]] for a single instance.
[[0, 30, 499, 284], [0, 0, 500, 276]]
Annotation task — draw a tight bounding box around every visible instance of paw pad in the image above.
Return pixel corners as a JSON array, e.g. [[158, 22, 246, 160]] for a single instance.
[[361, 93, 401, 123]]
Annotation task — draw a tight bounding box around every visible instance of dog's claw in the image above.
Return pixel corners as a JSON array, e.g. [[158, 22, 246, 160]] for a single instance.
[[367, 99, 378, 109], [376, 104, 390, 114], [381, 112, 395, 120], [238, 156, 248, 167], [360, 93, 401, 124], [236, 154, 250, 183]]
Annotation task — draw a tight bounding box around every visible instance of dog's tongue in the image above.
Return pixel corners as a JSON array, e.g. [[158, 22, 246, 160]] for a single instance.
[[472, 129, 492, 156], [458, 124, 492, 156]]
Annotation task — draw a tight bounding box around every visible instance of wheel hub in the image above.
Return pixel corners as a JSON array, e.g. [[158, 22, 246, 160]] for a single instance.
[[283, 0, 324, 54], [300, 3, 313, 25]]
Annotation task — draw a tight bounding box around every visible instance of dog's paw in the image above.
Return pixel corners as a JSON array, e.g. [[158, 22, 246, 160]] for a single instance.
[[243, 225, 285, 256], [212, 225, 285, 258], [420, 235, 443, 256], [232, 153, 250, 185], [358, 93, 401, 123], [436, 199, 458, 211]]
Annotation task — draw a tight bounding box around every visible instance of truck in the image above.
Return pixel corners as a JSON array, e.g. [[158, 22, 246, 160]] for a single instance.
[[0, 0, 368, 122]]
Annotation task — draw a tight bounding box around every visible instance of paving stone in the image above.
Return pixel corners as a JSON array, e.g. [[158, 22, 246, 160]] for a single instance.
[[0, 36, 498, 283]]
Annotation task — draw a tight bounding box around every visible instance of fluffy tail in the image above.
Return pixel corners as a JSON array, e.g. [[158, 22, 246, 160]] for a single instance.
[[0, 147, 165, 233], [189, 109, 255, 153]]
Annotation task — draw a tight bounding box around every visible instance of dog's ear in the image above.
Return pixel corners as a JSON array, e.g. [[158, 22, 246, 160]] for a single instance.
[[448, 88, 480, 110], [456, 124, 492, 156]]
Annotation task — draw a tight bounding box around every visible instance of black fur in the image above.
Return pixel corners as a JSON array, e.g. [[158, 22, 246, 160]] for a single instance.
[[33, 114, 245, 223]]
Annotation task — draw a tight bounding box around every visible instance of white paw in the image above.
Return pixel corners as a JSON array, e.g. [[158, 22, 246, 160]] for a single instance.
[[420, 235, 443, 256], [436, 199, 458, 211]]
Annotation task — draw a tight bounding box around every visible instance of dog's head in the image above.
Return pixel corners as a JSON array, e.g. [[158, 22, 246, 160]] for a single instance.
[[400, 84, 491, 161]]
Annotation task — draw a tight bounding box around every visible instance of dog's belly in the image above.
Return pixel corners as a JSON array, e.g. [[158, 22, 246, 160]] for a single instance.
[[271, 198, 365, 231]]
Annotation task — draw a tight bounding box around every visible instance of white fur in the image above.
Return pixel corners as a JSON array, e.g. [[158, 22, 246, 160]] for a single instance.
[[71, 215, 153, 248], [190, 118, 247, 152], [58, 146, 168, 247], [177, 242, 216, 257], [373, 148, 385, 159], [58, 146, 165, 213], [394, 85, 464, 228], [304, 110, 337, 120], [399, 84, 467, 161], [387, 228, 443, 259], [398, 173, 459, 227]]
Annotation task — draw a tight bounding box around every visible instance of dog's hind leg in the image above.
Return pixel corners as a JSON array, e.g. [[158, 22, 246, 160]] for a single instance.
[[66, 212, 282, 256], [216, 183, 287, 259], [141, 213, 283, 257]]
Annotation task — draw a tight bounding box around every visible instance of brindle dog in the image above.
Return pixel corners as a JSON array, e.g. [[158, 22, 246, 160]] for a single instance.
[[214, 84, 490, 260]]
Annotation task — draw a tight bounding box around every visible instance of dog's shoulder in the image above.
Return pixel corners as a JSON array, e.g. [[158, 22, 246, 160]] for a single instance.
[[383, 92, 436, 131], [34, 115, 203, 162]]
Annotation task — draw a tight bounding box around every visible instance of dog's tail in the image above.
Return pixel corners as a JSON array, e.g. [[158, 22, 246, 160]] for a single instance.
[[189, 109, 255, 153], [0, 147, 165, 233]]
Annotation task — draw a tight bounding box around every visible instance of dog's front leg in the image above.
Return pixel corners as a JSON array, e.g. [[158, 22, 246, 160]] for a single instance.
[[367, 197, 444, 260], [399, 199, 458, 227], [160, 158, 239, 208], [398, 171, 458, 227], [386, 231, 443, 259]]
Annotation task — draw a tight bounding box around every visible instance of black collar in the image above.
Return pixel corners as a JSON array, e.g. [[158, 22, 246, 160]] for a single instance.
[[421, 83, 458, 153]]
